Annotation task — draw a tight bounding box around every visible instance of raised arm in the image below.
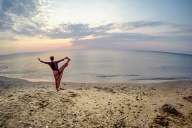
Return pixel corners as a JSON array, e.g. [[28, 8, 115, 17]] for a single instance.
[[56, 57, 70, 63], [56, 58, 65, 63], [38, 58, 49, 64]]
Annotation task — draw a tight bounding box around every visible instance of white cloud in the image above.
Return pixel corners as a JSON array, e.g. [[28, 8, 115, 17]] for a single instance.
[[0, 0, 191, 54]]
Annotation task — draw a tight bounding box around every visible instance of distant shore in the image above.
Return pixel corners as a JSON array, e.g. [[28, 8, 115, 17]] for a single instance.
[[0, 76, 192, 128]]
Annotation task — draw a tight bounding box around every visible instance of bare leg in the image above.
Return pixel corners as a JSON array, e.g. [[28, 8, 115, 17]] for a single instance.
[[53, 71, 60, 91], [56, 79, 60, 91], [58, 62, 68, 89], [53, 61, 69, 91], [57, 74, 63, 90]]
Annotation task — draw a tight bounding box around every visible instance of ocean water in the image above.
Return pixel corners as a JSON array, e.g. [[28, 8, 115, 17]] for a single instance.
[[0, 49, 192, 82]]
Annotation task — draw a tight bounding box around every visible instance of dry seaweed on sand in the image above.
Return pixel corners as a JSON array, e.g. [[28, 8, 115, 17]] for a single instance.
[[183, 96, 192, 103], [160, 104, 183, 117]]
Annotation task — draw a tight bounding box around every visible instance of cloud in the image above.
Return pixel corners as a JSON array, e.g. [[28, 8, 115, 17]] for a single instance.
[[0, 32, 16, 41], [109, 21, 165, 31], [0, 0, 49, 34], [46, 24, 96, 39], [1, 0, 39, 17], [43, 22, 158, 41], [98, 32, 157, 42], [12, 18, 43, 36], [0, 0, 191, 49], [44, 21, 192, 40], [0, 0, 36, 29], [42, 21, 188, 39]]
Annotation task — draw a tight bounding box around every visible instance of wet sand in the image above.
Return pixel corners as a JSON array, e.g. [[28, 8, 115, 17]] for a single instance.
[[0, 76, 192, 128]]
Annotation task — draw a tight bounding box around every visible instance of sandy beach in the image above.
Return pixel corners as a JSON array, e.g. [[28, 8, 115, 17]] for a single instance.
[[0, 76, 192, 128]]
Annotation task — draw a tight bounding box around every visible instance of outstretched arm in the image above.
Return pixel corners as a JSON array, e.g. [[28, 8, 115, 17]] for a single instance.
[[38, 58, 49, 64], [56, 57, 66, 63], [56, 57, 71, 63]]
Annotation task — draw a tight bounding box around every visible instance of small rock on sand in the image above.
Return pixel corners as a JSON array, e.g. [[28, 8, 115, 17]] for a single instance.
[[183, 96, 192, 103], [161, 104, 183, 117], [150, 115, 169, 127]]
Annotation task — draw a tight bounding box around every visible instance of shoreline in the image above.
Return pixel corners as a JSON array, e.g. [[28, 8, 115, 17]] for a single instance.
[[1, 75, 192, 84], [0, 76, 192, 128]]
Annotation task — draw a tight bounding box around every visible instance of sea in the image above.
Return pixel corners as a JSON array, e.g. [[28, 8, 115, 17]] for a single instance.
[[0, 49, 192, 83]]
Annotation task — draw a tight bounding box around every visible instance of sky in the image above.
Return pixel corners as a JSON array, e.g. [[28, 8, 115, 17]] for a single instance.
[[0, 0, 192, 55]]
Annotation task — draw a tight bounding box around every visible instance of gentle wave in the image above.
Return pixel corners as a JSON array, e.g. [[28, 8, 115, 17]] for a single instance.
[[0, 65, 8, 70], [133, 77, 192, 81], [96, 74, 140, 78]]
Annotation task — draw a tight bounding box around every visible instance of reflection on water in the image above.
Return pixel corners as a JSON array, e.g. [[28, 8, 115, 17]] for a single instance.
[[0, 49, 192, 82]]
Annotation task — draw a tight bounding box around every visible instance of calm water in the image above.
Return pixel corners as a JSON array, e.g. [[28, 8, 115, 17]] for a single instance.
[[0, 49, 192, 82]]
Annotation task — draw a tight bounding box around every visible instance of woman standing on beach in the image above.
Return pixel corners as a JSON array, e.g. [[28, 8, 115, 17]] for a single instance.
[[38, 56, 71, 91]]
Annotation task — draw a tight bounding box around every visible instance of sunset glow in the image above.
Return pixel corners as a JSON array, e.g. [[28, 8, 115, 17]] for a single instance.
[[0, 0, 192, 54], [3, 37, 73, 54]]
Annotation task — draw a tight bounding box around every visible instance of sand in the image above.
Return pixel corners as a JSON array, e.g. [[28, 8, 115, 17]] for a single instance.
[[0, 76, 192, 128]]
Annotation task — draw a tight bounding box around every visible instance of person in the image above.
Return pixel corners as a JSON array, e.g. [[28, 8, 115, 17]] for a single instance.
[[38, 56, 71, 91]]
